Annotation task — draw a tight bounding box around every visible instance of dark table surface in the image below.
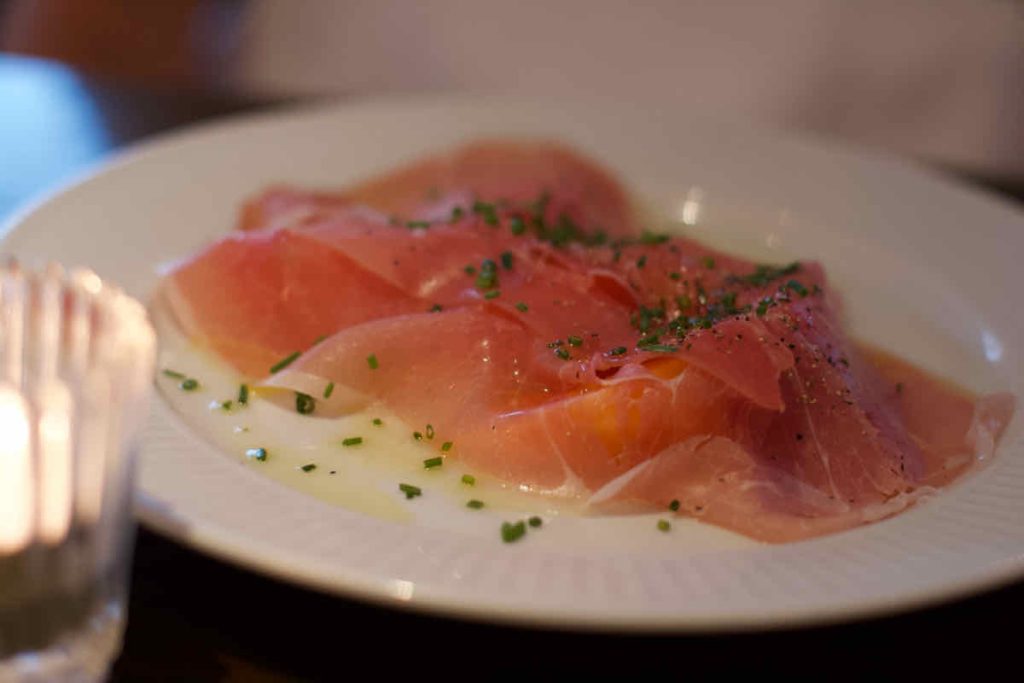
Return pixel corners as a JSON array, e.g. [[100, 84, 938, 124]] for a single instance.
[[2, 55, 1022, 681]]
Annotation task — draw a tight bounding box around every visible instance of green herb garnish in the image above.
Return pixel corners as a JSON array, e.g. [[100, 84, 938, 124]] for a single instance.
[[366, 354, 379, 370], [423, 456, 443, 469], [295, 392, 315, 415], [528, 516, 543, 528], [342, 437, 363, 447], [323, 382, 335, 399], [399, 483, 422, 499], [500, 251, 514, 270], [476, 258, 498, 290], [162, 369, 186, 380], [441, 441, 453, 452], [300, 463, 316, 473], [637, 343, 678, 353], [669, 499, 680, 511], [640, 230, 670, 245], [607, 346, 628, 356], [567, 335, 583, 347], [509, 216, 526, 235], [472, 200, 499, 226], [425, 424, 435, 440], [180, 378, 199, 391], [657, 519, 671, 532], [514, 301, 529, 312], [467, 499, 485, 510], [702, 256, 716, 269], [429, 303, 443, 312], [553, 347, 571, 361], [483, 289, 501, 300], [238, 383, 249, 406], [636, 255, 647, 269], [501, 520, 527, 543], [461, 474, 476, 485], [372, 418, 383, 426], [269, 351, 300, 374], [784, 279, 809, 297]]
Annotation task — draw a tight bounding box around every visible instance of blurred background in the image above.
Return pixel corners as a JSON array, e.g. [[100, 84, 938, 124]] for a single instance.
[[1, 0, 1023, 224]]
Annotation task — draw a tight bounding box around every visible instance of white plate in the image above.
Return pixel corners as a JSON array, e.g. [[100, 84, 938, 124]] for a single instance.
[[2, 96, 1022, 631]]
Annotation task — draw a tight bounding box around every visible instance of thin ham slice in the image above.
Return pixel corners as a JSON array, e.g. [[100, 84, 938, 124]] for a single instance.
[[238, 139, 638, 237]]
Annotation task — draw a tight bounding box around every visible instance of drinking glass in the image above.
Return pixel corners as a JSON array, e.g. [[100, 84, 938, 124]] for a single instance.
[[0, 262, 155, 682]]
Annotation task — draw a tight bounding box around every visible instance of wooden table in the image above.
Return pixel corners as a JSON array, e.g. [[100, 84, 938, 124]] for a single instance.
[[2, 56, 1020, 680]]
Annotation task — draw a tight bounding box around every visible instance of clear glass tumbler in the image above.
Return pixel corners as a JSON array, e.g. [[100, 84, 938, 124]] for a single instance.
[[0, 262, 155, 682]]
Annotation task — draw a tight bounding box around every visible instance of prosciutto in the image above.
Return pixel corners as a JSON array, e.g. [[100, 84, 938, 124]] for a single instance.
[[162, 140, 1015, 543]]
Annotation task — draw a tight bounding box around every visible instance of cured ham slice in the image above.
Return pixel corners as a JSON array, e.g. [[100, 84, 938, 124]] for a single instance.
[[238, 140, 638, 236], [161, 141, 1015, 543]]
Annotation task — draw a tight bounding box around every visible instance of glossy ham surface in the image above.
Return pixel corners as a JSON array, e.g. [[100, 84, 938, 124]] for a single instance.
[[162, 140, 1015, 543]]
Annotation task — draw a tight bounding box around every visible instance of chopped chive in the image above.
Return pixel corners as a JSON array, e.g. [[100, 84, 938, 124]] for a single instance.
[[501, 521, 527, 543], [637, 343, 678, 353], [441, 441, 453, 452], [238, 383, 249, 405], [450, 206, 465, 222], [657, 519, 671, 532], [514, 301, 529, 312], [295, 392, 316, 415], [429, 303, 443, 312], [366, 354, 379, 370], [669, 499, 681, 511], [245, 447, 267, 462], [702, 256, 716, 269], [220, 400, 233, 411], [372, 417, 383, 426], [509, 216, 526, 235], [342, 436, 363, 447], [756, 298, 773, 317], [423, 456, 444, 469], [500, 251, 514, 270], [607, 346, 628, 356], [472, 200, 499, 226], [464, 264, 477, 275], [399, 483, 422, 499], [467, 499, 485, 510], [461, 474, 476, 485], [406, 220, 431, 229], [483, 289, 501, 300], [636, 255, 647, 269], [567, 335, 583, 347], [180, 378, 199, 391], [323, 382, 335, 399], [784, 279, 809, 297], [162, 369, 186, 380], [528, 516, 543, 528], [554, 347, 571, 361], [475, 259, 498, 290], [640, 230, 670, 245], [300, 463, 317, 473], [413, 431, 423, 440], [425, 424, 435, 440], [668, 272, 682, 281], [269, 351, 300, 374]]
